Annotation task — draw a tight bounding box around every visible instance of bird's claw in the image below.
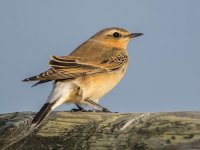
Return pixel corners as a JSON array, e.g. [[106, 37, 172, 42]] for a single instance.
[[70, 108, 84, 112]]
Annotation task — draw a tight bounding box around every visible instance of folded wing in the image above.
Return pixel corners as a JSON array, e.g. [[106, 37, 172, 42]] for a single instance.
[[23, 51, 128, 86]]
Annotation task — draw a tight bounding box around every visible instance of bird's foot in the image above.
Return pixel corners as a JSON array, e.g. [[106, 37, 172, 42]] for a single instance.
[[102, 108, 111, 112], [70, 108, 95, 112], [94, 108, 111, 113], [70, 108, 85, 112], [85, 110, 94, 112]]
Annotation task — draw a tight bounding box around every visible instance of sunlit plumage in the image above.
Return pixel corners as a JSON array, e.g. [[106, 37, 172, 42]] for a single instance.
[[23, 27, 143, 127]]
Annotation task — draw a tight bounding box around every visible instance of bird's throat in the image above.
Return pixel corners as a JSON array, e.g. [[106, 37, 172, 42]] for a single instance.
[[101, 39, 128, 49]]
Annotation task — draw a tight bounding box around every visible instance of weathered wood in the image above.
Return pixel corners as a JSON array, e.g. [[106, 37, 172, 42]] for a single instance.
[[0, 111, 200, 150]]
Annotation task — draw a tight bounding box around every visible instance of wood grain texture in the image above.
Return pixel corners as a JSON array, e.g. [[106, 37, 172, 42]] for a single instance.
[[0, 111, 200, 150]]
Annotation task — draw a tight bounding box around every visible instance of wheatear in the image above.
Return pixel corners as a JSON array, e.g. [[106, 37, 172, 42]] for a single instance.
[[23, 27, 143, 126]]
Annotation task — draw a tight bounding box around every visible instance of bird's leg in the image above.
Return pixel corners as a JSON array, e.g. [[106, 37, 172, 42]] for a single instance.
[[76, 104, 85, 111], [84, 98, 111, 112], [70, 104, 86, 112]]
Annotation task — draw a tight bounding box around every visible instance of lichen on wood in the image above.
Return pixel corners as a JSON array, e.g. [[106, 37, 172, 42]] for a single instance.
[[0, 111, 200, 149]]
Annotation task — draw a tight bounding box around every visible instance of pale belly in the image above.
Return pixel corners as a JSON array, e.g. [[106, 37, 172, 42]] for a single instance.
[[74, 68, 126, 102]]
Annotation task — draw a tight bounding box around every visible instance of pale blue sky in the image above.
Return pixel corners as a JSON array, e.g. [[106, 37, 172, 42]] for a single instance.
[[0, 0, 199, 113]]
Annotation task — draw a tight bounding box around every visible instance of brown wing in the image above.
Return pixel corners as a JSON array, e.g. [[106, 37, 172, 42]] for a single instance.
[[23, 55, 105, 82], [23, 51, 128, 84], [103, 51, 128, 70]]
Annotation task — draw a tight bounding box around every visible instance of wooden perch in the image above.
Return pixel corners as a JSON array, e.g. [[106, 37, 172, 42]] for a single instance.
[[0, 111, 200, 149]]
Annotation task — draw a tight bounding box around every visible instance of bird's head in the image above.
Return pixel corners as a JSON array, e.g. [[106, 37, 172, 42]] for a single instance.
[[90, 27, 143, 49]]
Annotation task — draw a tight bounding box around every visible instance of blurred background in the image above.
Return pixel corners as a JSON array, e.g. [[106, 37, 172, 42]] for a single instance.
[[0, 0, 199, 113]]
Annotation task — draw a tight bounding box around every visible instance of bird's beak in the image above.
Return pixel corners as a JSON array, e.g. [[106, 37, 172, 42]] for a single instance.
[[129, 33, 143, 38]]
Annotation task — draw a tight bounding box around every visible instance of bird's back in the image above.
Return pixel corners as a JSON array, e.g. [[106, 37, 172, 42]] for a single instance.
[[70, 39, 114, 62]]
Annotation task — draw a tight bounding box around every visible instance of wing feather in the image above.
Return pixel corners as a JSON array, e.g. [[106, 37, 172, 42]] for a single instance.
[[23, 51, 128, 84]]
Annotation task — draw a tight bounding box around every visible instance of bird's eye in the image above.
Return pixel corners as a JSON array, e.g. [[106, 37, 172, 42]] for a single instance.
[[113, 32, 120, 38]]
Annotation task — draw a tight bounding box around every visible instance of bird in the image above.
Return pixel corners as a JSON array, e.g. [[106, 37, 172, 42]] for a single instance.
[[23, 27, 143, 127]]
